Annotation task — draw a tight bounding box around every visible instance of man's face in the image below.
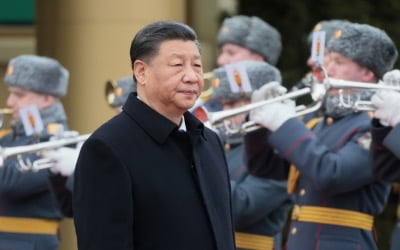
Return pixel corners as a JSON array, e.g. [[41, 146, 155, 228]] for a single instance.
[[217, 43, 264, 66], [136, 40, 204, 117], [325, 52, 371, 82], [6, 86, 50, 124]]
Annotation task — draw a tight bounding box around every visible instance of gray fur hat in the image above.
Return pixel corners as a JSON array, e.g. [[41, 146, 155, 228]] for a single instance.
[[308, 19, 351, 44], [327, 22, 398, 79], [217, 15, 282, 65], [212, 60, 282, 101], [4, 54, 69, 97], [107, 76, 136, 108]]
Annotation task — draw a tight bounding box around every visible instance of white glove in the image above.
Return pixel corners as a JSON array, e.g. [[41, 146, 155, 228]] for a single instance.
[[44, 147, 80, 176], [382, 69, 400, 86], [251, 81, 288, 103], [250, 99, 296, 131], [371, 90, 400, 127]]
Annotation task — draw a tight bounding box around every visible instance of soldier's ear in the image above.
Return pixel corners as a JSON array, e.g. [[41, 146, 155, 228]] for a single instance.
[[133, 60, 147, 85], [41, 94, 56, 108], [361, 68, 378, 83]]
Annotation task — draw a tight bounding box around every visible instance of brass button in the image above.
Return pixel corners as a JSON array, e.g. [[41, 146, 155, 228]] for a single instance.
[[299, 188, 306, 196], [326, 117, 334, 125], [291, 227, 297, 235], [291, 205, 300, 220]]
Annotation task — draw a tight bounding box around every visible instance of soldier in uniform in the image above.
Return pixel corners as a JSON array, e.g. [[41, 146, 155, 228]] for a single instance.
[[210, 60, 292, 250], [203, 15, 282, 113], [0, 54, 71, 250], [293, 19, 351, 90], [216, 15, 281, 67], [370, 69, 400, 250], [245, 22, 398, 249], [207, 16, 292, 250]]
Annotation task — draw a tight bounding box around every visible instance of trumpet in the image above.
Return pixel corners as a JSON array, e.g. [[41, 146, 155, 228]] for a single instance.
[[0, 108, 13, 128], [194, 81, 326, 135], [200, 71, 213, 103], [0, 133, 90, 171], [324, 78, 400, 111], [105, 79, 117, 107]]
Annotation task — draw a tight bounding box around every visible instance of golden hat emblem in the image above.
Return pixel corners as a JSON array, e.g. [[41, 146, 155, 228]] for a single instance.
[[5, 65, 13, 76], [114, 87, 122, 97], [233, 69, 242, 87], [334, 29, 343, 39], [212, 78, 220, 88], [221, 26, 229, 34], [313, 23, 322, 32]]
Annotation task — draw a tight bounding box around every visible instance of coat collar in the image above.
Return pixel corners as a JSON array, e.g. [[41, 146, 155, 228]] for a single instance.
[[122, 93, 206, 144]]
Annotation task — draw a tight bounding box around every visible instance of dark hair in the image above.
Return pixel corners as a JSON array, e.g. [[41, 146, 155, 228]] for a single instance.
[[130, 20, 200, 65]]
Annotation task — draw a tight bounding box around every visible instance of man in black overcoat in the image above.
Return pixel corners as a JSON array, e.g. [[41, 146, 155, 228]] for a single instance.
[[73, 20, 235, 250]]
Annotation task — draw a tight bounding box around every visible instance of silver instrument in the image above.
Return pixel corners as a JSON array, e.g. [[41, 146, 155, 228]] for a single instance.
[[0, 133, 90, 171], [324, 78, 400, 111]]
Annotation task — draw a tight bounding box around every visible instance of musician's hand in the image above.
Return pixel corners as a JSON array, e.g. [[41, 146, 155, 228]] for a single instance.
[[382, 69, 400, 86], [251, 81, 287, 103], [44, 147, 79, 176], [371, 90, 400, 127], [250, 99, 296, 131]]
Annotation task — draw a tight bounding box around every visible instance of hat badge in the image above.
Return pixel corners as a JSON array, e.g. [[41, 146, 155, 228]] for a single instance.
[[313, 23, 322, 32], [334, 29, 343, 39], [5, 65, 13, 77], [233, 69, 247, 97], [221, 26, 230, 34], [114, 87, 123, 97], [212, 78, 220, 88], [233, 69, 242, 88]]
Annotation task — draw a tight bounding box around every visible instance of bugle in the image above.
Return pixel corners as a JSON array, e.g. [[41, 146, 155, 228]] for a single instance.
[[105, 79, 117, 107], [0, 108, 13, 128], [194, 82, 326, 135], [0, 133, 90, 170], [324, 77, 400, 111]]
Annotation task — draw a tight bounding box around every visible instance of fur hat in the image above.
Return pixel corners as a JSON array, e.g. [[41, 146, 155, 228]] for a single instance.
[[308, 19, 351, 44], [217, 16, 282, 65], [327, 23, 398, 79], [108, 76, 136, 108], [4, 54, 69, 97], [212, 60, 281, 101]]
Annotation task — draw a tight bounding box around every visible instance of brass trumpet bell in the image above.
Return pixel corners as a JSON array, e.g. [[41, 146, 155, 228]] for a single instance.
[[0, 108, 13, 129], [104, 80, 117, 107], [200, 71, 214, 103], [324, 77, 400, 111]]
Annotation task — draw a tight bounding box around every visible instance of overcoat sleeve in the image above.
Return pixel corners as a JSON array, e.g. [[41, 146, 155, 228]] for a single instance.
[[73, 136, 134, 250]]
